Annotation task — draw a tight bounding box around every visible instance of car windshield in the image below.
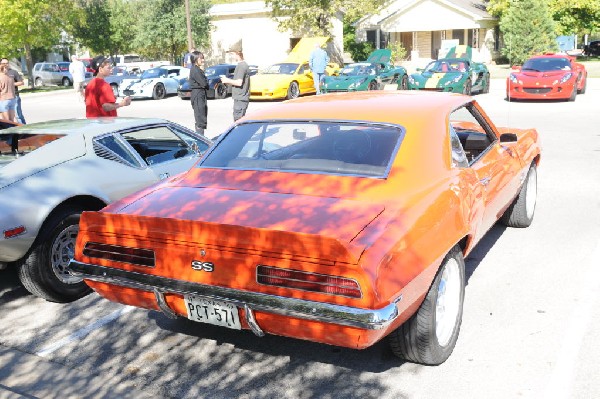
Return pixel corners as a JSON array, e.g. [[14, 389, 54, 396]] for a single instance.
[[340, 63, 377, 76], [263, 63, 299, 75], [424, 60, 466, 73], [0, 133, 65, 168], [200, 121, 404, 177], [522, 57, 572, 72], [141, 68, 168, 79]]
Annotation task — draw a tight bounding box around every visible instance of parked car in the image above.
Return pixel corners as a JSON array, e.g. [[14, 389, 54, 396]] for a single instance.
[[32, 62, 72, 87], [119, 66, 189, 100], [250, 37, 339, 100], [178, 64, 259, 100], [321, 49, 408, 92], [70, 91, 541, 365], [83, 65, 139, 97], [506, 53, 587, 101], [583, 40, 600, 56], [56, 62, 93, 85], [406, 46, 490, 94], [0, 118, 211, 302]]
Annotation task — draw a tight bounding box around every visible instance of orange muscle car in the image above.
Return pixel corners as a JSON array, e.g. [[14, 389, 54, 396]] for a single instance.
[[70, 91, 541, 365]]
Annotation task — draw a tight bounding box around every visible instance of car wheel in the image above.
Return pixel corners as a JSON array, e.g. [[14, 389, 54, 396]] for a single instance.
[[287, 81, 300, 99], [17, 207, 92, 303], [482, 73, 490, 93], [578, 76, 587, 94], [368, 80, 378, 91], [501, 163, 537, 228], [214, 83, 227, 99], [463, 79, 472, 95], [388, 245, 465, 365], [397, 74, 408, 90], [35, 77, 43, 87], [152, 83, 166, 100], [110, 83, 119, 97], [568, 85, 577, 101], [62, 77, 71, 86]]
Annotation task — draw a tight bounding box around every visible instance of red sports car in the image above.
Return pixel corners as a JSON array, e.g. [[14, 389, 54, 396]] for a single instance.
[[506, 53, 587, 101]]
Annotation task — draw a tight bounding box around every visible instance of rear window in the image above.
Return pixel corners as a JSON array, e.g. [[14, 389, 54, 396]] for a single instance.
[[0, 133, 65, 168], [200, 122, 404, 177]]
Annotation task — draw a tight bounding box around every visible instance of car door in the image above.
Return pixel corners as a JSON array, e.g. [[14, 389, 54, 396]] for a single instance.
[[118, 125, 210, 180], [164, 68, 183, 94], [297, 63, 314, 94], [450, 102, 524, 238]]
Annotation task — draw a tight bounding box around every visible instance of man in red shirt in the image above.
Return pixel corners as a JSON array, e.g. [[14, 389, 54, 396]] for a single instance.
[[85, 56, 131, 118]]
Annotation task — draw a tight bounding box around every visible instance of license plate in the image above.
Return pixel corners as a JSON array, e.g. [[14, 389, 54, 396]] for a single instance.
[[124, 90, 134, 95], [184, 295, 241, 330]]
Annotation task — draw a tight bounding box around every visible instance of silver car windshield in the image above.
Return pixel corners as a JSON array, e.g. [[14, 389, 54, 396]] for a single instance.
[[200, 121, 404, 177]]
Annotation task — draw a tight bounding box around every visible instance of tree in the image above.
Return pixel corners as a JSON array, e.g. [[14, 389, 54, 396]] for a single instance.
[[0, 0, 79, 86], [499, 0, 557, 65], [132, 0, 211, 63], [266, 0, 386, 38], [343, 22, 373, 62]]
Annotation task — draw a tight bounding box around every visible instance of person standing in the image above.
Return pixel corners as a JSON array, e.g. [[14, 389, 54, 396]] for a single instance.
[[189, 51, 208, 135], [183, 48, 196, 69], [85, 55, 131, 118], [309, 43, 329, 95], [220, 43, 250, 121], [0, 58, 25, 123], [69, 55, 87, 100], [0, 63, 16, 122]]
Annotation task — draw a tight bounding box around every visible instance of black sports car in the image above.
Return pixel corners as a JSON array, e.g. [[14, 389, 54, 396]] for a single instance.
[[178, 64, 257, 100]]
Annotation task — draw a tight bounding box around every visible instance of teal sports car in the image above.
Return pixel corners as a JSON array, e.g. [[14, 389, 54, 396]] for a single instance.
[[404, 46, 490, 95], [321, 49, 408, 93]]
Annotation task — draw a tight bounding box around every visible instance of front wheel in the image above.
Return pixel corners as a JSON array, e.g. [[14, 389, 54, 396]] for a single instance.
[[482, 73, 490, 93], [214, 83, 227, 99], [62, 77, 71, 87], [568, 86, 577, 102], [152, 83, 166, 100], [397, 75, 408, 90], [463, 79, 472, 95], [367, 80, 378, 91], [35, 77, 43, 87], [110, 83, 119, 97], [501, 163, 537, 228], [18, 208, 92, 303], [287, 81, 299, 100], [389, 246, 465, 365]]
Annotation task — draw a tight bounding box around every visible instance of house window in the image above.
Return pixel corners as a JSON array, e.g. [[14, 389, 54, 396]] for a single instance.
[[452, 29, 463, 42]]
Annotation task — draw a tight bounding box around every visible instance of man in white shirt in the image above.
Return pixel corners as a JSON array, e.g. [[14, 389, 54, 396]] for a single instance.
[[69, 55, 87, 100]]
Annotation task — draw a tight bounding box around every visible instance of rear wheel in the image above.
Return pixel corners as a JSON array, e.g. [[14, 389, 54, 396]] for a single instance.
[[110, 83, 119, 97], [286, 81, 299, 99], [501, 163, 537, 228], [389, 246, 465, 365], [35, 77, 43, 87], [18, 207, 92, 303], [214, 83, 227, 99], [397, 74, 408, 90], [152, 83, 166, 100]]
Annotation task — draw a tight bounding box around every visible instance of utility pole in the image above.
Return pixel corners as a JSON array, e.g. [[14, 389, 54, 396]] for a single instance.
[[185, 0, 194, 51]]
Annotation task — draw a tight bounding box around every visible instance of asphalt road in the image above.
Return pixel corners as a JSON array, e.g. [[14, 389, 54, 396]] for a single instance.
[[1, 81, 599, 399]]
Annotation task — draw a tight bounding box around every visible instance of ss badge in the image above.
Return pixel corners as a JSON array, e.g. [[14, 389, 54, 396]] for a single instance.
[[191, 260, 214, 272]]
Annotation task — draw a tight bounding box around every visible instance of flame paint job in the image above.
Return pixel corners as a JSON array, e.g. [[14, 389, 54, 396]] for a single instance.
[[74, 91, 541, 350]]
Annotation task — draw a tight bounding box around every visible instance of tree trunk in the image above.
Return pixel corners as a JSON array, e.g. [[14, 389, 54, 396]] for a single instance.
[[25, 43, 34, 89]]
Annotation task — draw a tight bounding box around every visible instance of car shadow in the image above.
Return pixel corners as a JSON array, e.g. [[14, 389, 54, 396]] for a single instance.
[[0, 265, 31, 304], [464, 223, 507, 283]]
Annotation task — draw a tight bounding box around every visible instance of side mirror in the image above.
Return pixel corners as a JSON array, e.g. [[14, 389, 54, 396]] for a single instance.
[[500, 133, 518, 143]]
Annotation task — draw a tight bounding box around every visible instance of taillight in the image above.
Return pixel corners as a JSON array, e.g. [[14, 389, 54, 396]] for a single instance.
[[83, 242, 155, 267], [256, 265, 361, 298]]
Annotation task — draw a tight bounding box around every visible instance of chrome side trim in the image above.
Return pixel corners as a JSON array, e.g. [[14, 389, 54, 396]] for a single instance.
[[154, 288, 178, 319], [70, 261, 400, 330], [244, 304, 265, 337]]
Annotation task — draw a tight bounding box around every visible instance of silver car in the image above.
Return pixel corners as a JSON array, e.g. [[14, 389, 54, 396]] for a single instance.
[[0, 118, 211, 302]]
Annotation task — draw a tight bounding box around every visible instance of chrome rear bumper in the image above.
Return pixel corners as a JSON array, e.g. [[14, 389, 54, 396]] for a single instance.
[[69, 260, 401, 335]]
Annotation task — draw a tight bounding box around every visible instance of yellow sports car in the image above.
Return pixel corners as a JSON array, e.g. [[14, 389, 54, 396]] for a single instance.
[[250, 37, 339, 100]]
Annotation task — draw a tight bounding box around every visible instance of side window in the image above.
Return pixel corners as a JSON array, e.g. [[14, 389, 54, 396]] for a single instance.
[[121, 126, 200, 165], [95, 135, 141, 168], [449, 126, 468, 168], [449, 103, 497, 165]]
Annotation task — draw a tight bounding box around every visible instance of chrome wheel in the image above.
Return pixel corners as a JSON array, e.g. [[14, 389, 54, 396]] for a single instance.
[[50, 224, 82, 285], [525, 166, 537, 220], [435, 257, 462, 347]]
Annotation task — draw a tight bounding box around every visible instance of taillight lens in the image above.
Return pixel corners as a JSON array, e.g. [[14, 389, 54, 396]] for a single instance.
[[257, 265, 361, 298], [83, 242, 155, 267], [4, 226, 26, 239]]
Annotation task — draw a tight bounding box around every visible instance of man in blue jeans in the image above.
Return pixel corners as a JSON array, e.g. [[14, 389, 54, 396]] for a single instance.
[[0, 58, 25, 123], [309, 44, 329, 95]]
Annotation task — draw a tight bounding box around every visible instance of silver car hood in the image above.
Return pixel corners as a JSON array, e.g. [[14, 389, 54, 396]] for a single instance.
[[0, 134, 86, 189]]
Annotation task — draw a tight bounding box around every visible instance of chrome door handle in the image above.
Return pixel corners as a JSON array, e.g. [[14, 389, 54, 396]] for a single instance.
[[159, 172, 170, 180]]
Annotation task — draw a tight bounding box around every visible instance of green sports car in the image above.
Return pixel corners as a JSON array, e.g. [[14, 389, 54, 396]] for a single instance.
[[403, 47, 490, 95], [321, 49, 408, 93]]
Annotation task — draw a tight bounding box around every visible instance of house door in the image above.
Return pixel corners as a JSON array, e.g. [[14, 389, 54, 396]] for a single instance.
[[431, 31, 442, 59]]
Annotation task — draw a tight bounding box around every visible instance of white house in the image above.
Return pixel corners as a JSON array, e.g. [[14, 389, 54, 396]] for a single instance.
[[355, 0, 499, 63], [208, 1, 344, 68]]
